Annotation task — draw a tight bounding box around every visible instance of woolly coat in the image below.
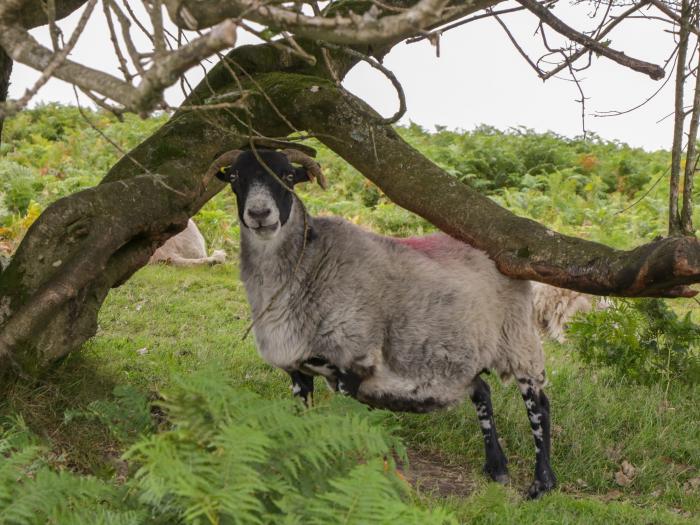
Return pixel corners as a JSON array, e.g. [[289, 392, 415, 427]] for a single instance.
[[241, 197, 544, 412]]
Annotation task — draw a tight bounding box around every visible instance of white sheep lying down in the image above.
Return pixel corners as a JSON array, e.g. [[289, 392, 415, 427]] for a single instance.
[[149, 219, 226, 267], [214, 148, 556, 499]]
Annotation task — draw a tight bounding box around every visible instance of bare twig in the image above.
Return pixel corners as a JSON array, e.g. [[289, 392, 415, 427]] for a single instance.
[[0, 0, 97, 118], [322, 42, 407, 124], [516, 0, 666, 79], [102, 0, 133, 81], [491, 9, 544, 77], [649, 0, 700, 36], [72, 85, 152, 175], [405, 5, 527, 45], [542, 0, 650, 80], [681, 35, 700, 233]]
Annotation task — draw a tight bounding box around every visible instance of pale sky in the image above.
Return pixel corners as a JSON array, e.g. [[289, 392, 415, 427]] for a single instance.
[[7, 1, 680, 151]]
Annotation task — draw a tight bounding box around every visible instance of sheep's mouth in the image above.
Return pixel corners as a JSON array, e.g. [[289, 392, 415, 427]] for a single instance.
[[251, 222, 279, 239]]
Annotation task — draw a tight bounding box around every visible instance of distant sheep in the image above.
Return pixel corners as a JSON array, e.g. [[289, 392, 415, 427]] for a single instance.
[[531, 282, 611, 343], [149, 219, 226, 267], [214, 148, 556, 499]]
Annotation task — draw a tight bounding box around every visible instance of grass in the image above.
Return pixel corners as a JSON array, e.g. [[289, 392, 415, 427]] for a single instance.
[[1, 106, 699, 522], [2, 263, 698, 523]]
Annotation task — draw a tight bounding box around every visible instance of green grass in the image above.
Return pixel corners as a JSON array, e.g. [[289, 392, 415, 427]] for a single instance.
[[2, 105, 700, 523], [3, 263, 698, 523]]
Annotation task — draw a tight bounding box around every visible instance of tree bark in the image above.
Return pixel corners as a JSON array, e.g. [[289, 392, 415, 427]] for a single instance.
[[670, 0, 690, 236], [0, 47, 12, 143]]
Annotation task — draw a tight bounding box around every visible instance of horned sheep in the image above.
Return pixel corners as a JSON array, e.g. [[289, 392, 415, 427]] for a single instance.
[[214, 148, 556, 499]]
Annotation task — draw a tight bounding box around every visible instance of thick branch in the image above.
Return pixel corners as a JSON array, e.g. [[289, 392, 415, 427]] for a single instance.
[[259, 75, 698, 297], [164, 0, 452, 44], [516, 0, 665, 80], [5, 0, 87, 29]]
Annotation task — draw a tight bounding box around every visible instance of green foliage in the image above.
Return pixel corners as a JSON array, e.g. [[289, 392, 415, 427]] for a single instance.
[[0, 369, 454, 525], [568, 299, 700, 385], [64, 384, 154, 445]]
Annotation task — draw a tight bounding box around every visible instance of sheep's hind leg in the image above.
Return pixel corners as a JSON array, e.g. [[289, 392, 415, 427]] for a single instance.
[[288, 370, 314, 407], [469, 376, 509, 484], [518, 378, 556, 499]]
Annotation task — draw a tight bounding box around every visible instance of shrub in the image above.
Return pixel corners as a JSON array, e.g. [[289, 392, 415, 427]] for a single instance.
[[0, 369, 456, 525], [568, 299, 700, 386]]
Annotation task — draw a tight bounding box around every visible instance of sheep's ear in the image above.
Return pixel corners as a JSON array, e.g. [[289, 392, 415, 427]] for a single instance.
[[291, 166, 311, 186], [216, 166, 233, 182]]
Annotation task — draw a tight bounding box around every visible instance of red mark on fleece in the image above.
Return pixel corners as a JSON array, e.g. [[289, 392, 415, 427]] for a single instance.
[[393, 234, 453, 254]]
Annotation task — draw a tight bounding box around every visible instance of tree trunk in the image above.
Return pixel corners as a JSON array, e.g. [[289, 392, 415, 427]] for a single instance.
[[2, 9, 700, 381], [0, 47, 12, 143]]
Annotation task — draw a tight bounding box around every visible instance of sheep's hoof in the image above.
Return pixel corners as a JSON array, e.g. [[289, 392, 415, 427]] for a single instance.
[[525, 478, 556, 500], [483, 463, 509, 484]]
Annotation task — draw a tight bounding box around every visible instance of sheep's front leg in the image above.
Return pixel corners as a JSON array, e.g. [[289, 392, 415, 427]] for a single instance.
[[518, 378, 556, 499], [300, 356, 361, 398], [288, 370, 314, 407], [469, 376, 509, 484]]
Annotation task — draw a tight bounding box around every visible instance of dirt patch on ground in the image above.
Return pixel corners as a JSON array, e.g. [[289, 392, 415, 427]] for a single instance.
[[398, 448, 477, 498]]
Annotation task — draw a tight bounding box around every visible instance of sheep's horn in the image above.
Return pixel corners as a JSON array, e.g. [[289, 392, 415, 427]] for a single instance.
[[282, 148, 327, 190], [204, 149, 244, 185]]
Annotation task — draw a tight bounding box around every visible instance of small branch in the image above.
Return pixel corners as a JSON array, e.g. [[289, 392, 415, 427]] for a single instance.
[[137, 20, 237, 104], [147, 0, 167, 57], [681, 40, 700, 234], [107, 0, 147, 76], [649, 0, 700, 36], [322, 42, 407, 124], [0, 0, 111, 118], [102, 0, 132, 81], [491, 8, 545, 77], [516, 0, 666, 80], [405, 5, 527, 45], [541, 0, 650, 80]]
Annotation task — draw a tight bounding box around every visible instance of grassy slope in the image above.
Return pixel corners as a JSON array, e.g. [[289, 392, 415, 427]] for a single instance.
[[2, 107, 700, 523], [5, 263, 697, 523]]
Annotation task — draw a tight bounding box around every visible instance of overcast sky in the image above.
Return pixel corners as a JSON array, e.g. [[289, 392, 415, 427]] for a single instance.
[[8, 1, 681, 151]]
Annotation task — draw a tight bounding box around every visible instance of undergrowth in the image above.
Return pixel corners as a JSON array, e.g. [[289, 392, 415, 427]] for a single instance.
[[1, 368, 455, 525]]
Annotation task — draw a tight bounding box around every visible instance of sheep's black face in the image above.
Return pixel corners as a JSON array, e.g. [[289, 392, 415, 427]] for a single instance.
[[216, 150, 310, 240]]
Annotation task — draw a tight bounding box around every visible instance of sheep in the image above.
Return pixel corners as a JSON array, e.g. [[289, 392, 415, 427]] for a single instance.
[[214, 148, 556, 499], [531, 282, 611, 343], [149, 219, 226, 267]]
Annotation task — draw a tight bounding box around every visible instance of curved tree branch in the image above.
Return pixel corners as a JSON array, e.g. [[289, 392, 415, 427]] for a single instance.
[[254, 74, 698, 297]]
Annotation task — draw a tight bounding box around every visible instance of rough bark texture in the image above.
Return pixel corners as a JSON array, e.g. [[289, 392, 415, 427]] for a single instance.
[[1, 0, 699, 382], [0, 47, 12, 142]]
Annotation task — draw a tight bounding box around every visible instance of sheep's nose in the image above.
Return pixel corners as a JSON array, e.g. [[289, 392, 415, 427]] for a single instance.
[[248, 208, 271, 221]]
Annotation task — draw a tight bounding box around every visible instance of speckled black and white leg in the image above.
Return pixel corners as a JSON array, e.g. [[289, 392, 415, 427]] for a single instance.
[[469, 376, 509, 484], [518, 378, 556, 499], [300, 356, 362, 399], [288, 370, 314, 407]]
